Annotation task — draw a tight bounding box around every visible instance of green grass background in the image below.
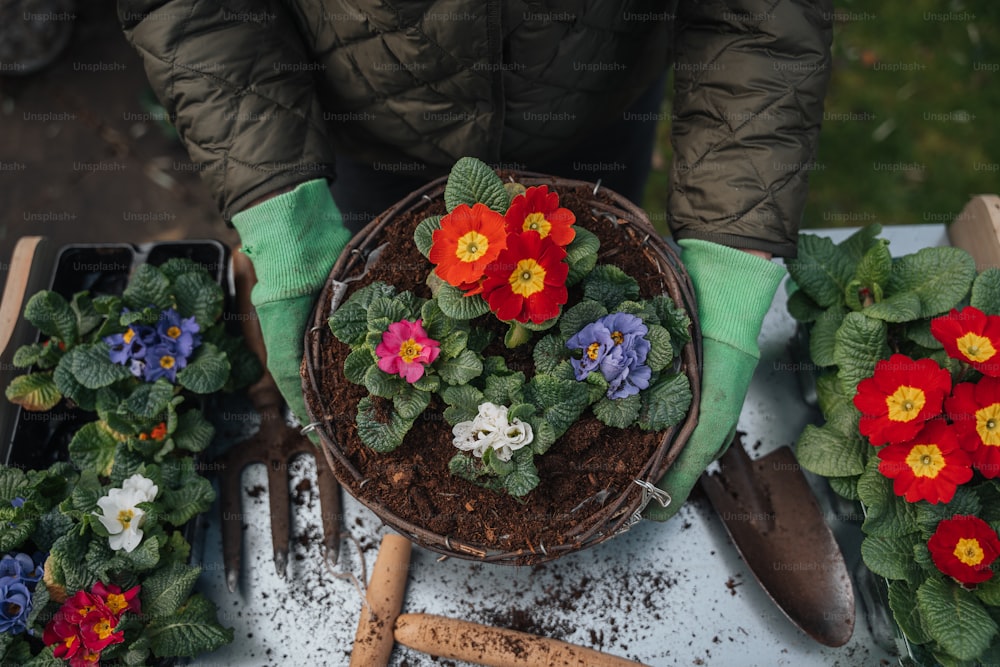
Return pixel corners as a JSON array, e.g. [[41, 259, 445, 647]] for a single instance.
[[643, 0, 1000, 235]]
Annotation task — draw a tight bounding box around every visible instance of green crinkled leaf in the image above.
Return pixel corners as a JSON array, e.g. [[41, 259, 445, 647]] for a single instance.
[[839, 224, 883, 260], [24, 290, 78, 343], [905, 319, 945, 350], [853, 238, 892, 291], [413, 215, 442, 258], [857, 458, 919, 536], [786, 288, 826, 323], [440, 385, 484, 425], [794, 412, 867, 477], [833, 312, 890, 396], [437, 348, 483, 385], [109, 442, 147, 487], [68, 343, 133, 389], [393, 385, 431, 420], [161, 470, 215, 526], [141, 561, 203, 618], [638, 373, 692, 431], [808, 307, 846, 367], [889, 579, 931, 645], [593, 394, 641, 428], [68, 421, 119, 478], [863, 291, 923, 323], [356, 396, 414, 452], [172, 409, 215, 453], [4, 372, 61, 411], [533, 334, 568, 374], [146, 592, 234, 658], [650, 294, 692, 352], [503, 449, 540, 497], [972, 268, 1000, 316], [861, 533, 922, 580], [120, 530, 162, 571], [176, 342, 230, 394], [53, 360, 97, 410], [565, 226, 600, 286], [559, 299, 608, 339], [918, 575, 998, 661], [787, 234, 855, 308], [483, 372, 526, 407], [329, 282, 397, 345], [50, 529, 96, 591], [583, 265, 641, 311], [527, 375, 590, 436], [975, 574, 1000, 607], [219, 337, 263, 392], [644, 324, 673, 372], [344, 348, 375, 385], [367, 296, 414, 334], [123, 263, 173, 311], [437, 283, 491, 320], [886, 246, 976, 318], [827, 475, 861, 501], [21, 644, 62, 666], [363, 363, 403, 398], [123, 378, 175, 419], [438, 329, 469, 360], [915, 486, 982, 536], [12, 342, 47, 368], [173, 271, 225, 325], [444, 156, 510, 214], [156, 256, 201, 282]]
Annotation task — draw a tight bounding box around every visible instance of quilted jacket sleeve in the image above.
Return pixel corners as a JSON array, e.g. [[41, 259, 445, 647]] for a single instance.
[[118, 0, 336, 220], [668, 0, 833, 258]]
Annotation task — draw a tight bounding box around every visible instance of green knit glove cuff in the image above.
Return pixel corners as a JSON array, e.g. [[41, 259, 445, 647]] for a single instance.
[[678, 239, 787, 358], [232, 178, 351, 306]]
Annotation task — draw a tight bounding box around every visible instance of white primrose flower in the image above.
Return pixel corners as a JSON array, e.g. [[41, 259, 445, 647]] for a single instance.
[[452, 402, 533, 462], [95, 474, 158, 553]]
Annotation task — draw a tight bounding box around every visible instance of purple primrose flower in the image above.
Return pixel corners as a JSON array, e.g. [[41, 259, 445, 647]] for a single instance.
[[157, 308, 201, 358], [104, 307, 202, 384], [0, 578, 32, 635], [567, 312, 651, 399]]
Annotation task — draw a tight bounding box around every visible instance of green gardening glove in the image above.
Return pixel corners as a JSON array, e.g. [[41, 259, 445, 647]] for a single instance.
[[644, 239, 787, 521], [232, 179, 351, 426]]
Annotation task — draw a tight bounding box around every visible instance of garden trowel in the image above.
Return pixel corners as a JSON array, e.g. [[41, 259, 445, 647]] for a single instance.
[[700, 438, 856, 647]]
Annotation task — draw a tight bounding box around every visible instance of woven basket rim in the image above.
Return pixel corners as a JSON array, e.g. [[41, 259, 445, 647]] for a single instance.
[[303, 171, 702, 565]]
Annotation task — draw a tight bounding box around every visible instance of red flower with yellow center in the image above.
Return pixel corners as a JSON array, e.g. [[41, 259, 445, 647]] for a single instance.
[[853, 354, 952, 446], [946, 377, 1000, 478], [429, 203, 507, 290], [482, 231, 568, 324], [877, 420, 972, 504], [504, 185, 576, 247], [931, 306, 1000, 375], [928, 515, 1000, 585]]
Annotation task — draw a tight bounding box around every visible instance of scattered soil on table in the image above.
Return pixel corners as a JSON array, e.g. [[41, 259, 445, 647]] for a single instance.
[[304, 177, 693, 562]]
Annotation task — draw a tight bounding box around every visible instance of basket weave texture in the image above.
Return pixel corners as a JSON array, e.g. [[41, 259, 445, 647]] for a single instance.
[[303, 172, 702, 565]]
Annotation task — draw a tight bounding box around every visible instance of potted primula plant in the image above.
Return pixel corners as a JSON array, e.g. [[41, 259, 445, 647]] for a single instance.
[[788, 224, 1000, 665], [1, 256, 260, 666], [328, 157, 692, 498]]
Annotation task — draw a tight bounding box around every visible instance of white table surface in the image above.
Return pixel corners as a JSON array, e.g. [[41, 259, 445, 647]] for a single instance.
[[188, 225, 947, 667]]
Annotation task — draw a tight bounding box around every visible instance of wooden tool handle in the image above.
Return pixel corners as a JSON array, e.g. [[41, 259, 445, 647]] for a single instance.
[[947, 194, 1000, 267], [393, 613, 650, 667], [0, 236, 44, 359], [231, 249, 282, 414], [350, 533, 412, 667]]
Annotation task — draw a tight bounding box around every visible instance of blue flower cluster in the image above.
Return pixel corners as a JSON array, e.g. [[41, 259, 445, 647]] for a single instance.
[[0, 552, 44, 636], [104, 308, 201, 383], [567, 312, 651, 399]]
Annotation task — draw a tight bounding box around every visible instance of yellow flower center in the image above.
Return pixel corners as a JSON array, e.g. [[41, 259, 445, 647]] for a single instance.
[[455, 230, 490, 263], [976, 403, 1000, 446], [166, 325, 182, 339], [118, 509, 135, 529], [92, 617, 115, 640], [958, 332, 997, 363], [522, 212, 552, 237], [83, 652, 100, 664], [123, 328, 135, 344], [159, 355, 175, 370], [905, 444, 946, 478], [508, 259, 547, 297], [954, 537, 986, 567], [64, 635, 77, 650], [611, 330, 624, 345], [77, 604, 94, 618], [398, 338, 424, 364], [886, 385, 926, 422], [586, 342, 602, 360], [105, 593, 128, 615]]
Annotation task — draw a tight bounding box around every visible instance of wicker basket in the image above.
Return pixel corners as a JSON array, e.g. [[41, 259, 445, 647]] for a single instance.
[[302, 171, 702, 565]]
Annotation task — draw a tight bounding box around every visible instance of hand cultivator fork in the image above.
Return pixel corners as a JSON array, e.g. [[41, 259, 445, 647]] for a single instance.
[[216, 250, 342, 592]]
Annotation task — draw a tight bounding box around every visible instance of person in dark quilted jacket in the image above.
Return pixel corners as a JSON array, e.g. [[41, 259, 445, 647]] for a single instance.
[[119, 0, 833, 521]]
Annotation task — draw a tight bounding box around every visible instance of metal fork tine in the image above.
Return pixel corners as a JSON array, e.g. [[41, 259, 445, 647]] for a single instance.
[[266, 451, 292, 578], [315, 453, 342, 567], [219, 455, 246, 593]]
